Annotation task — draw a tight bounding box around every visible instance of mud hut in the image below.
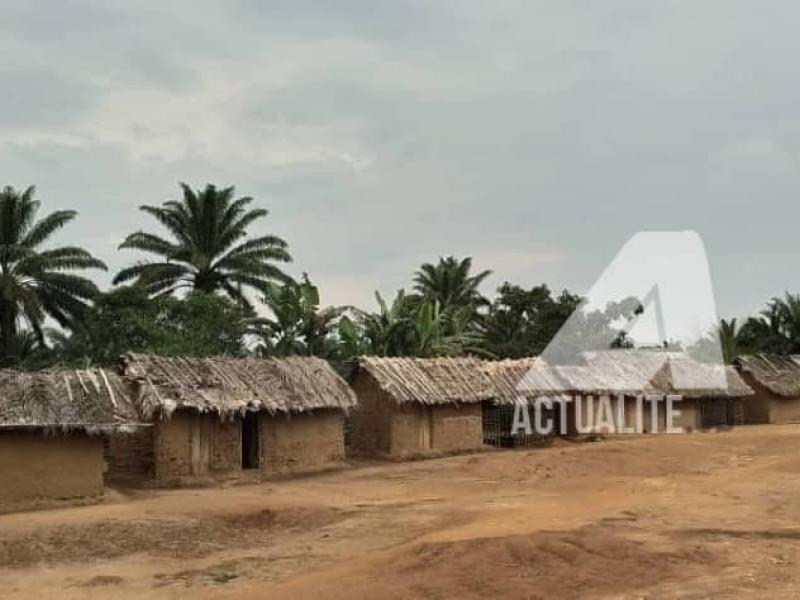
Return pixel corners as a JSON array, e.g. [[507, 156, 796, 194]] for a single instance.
[[107, 353, 356, 485], [0, 368, 139, 511], [482, 358, 561, 446], [577, 351, 753, 431], [349, 356, 493, 458], [505, 351, 753, 434], [735, 354, 800, 424]]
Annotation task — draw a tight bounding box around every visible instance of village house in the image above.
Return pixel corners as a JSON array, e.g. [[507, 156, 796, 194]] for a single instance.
[[106, 353, 356, 485], [735, 354, 800, 424], [583, 351, 753, 432], [482, 357, 559, 446], [500, 351, 753, 434], [0, 368, 139, 512], [349, 356, 493, 458]]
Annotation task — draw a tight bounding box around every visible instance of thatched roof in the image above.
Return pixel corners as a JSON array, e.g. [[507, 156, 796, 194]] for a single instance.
[[121, 353, 356, 418], [0, 368, 142, 433], [487, 351, 753, 400], [356, 356, 494, 405], [665, 355, 753, 398], [578, 351, 752, 398], [735, 354, 800, 397], [483, 358, 564, 403]]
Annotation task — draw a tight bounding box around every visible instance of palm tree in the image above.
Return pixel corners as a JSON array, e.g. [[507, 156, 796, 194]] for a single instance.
[[737, 293, 800, 355], [774, 293, 800, 351], [114, 183, 292, 306], [0, 186, 106, 360], [413, 256, 491, 310], [717, 318, 741, 363]]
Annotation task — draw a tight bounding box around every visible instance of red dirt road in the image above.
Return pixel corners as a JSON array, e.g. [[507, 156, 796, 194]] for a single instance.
[[2, 425, 800, 598]]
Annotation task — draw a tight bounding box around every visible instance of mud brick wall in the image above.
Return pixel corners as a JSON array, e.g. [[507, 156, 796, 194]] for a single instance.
[[350, 372, 485, 459], [387, 403, 428, 458], [673, 399, 700, 431], [209, 417, 241, 472], [429, 403, 484, 453], [261, 410, 345, 476], [741, 387, 772, 424], [767, 396, 800, 423], [388, 403, 484, 458], [105, 428, 155, 480], [348, 373, 392, 456], [153, 411, 243, 481], [0, 432, 104, 507], [153, 411, 195, 480]]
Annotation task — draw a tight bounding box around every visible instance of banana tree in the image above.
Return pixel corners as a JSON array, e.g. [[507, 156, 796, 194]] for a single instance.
[[250, 276, 345, 357]]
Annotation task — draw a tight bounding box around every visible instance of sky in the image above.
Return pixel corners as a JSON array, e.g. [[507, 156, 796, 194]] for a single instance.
[[2, 1, 800, 321]]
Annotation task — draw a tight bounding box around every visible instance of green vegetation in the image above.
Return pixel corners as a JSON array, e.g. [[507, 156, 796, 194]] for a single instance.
[[50, 287, 249, 366], [0, 181, 795, 369], [717, 293, 800, 362], [114, 183, 291, 307], [0, 186, 106, 365]]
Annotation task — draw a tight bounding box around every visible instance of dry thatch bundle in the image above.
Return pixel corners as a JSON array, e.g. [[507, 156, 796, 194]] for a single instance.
[[121, 353, 357, 419], [357, 356, 494, 405], [0, 368, 141, 433], [485, 351, 753, 400], [735, 354, 800, 397]]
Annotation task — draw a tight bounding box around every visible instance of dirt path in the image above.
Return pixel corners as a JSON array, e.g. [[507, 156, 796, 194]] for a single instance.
[[2, 426, 800, 598]]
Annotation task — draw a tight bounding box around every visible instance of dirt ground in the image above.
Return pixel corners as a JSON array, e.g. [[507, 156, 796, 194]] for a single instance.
[[2, 425, 800, 599]]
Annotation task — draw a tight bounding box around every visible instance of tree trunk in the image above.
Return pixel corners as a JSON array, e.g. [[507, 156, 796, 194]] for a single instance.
[[0, 301, 19, 364]]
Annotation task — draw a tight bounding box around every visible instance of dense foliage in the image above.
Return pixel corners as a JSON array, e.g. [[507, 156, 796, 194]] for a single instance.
[[50, 287, 250, 366], [0, 186, 106, 364], [0, 182, 796, 369], [114, 183, 292, 307]]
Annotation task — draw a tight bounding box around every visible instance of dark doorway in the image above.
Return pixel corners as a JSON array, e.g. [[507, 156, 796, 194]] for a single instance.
[[242, 412, 261, 469], [482, 400, 553, 447], [700, 399, 737, 429]]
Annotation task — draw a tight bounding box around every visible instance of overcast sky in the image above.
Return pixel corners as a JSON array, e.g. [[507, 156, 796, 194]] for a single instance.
[[2, 1, 799, 320]]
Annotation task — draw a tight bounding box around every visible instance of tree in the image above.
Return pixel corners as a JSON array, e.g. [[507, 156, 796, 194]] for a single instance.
[[412, 299, 486, 357], [51, 287, 249, 365], [114, 183, 292, 307], [737, 293, 800, 355], [249, 275, 346, 358], [0, 185, 106, 362], [480, 284, 581, 358], [358, 290, 414, 356], [413, 256, 491, 312], [717, 318, 742, 363], [336, 289, 487, 360]]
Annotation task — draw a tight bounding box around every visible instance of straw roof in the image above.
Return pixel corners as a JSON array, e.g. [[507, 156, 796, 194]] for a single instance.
[[577, 351, 752, 398], [487, 351, 752, 400], [735, 354, 800, 397], [121, 353, 356, 418], [665, 355, 753, 398], [483, 357, 566, 403], [357, 356, 494, 405], [0, 368, 141, 433]]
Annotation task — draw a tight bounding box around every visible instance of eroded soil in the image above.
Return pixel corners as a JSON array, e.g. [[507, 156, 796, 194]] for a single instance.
[[2, 425, 800, 599]]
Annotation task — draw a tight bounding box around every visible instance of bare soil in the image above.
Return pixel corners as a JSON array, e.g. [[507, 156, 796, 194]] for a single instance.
[[2, 425, 800, 599]]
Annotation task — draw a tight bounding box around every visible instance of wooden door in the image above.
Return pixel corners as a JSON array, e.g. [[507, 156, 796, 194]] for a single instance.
[[190, 417, 210, 475], [420, 406, 433, 450]]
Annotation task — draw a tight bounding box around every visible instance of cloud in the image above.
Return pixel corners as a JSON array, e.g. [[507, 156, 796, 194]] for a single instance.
[[1, 0, 799, 317]]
